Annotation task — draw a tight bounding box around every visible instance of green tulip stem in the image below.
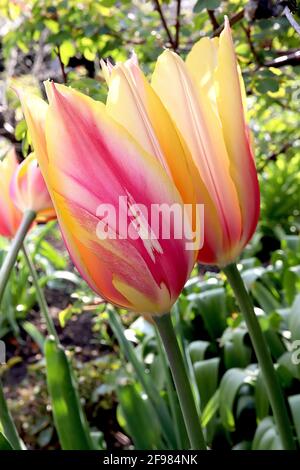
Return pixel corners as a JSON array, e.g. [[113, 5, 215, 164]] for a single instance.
[[154, 312, 206, 450], [22, 243, 59, 343], [224, 262, 296, 450], [0, 210, 36, 304]]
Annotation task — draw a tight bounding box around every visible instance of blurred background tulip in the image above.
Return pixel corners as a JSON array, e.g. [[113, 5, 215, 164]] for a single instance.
[[0, 148, 22, 238], [10, 152, 56, 223], [152, 18, 260, 267]]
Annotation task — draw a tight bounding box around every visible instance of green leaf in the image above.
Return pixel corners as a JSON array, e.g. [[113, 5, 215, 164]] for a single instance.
[[45, 338, 95, 450], [188, 340, 210, 364], [0, 432, 14, 450], [0, 381, 23, 450], [264, 329, 285, 360], [219, 368, 249, 431], [58, 305, 73, 328], [241, 267, 266, 289], [14, 119, 27, 141], [117, 384, 163, 450], [45, 19, 59, 33], [37, 240, 67, 269], [289, 294, 300, 342], [22, 321, 45, 351], [251, 281, 281, 313], [256, 78, 280, 94], [36, 427, 53, 447], [189, 288, 227, 339], [283, 266, 300, 305], [277, 351, 300, 383], [232, 440, 252, 450], [288, 395, 300, 444], [201, 389, 220, 427], [193, 0, 221, 13], [194, 358, 220, 410], [252, 417, 283, 450], [59, 41, 76, 66], [222, 328, 252, 369]]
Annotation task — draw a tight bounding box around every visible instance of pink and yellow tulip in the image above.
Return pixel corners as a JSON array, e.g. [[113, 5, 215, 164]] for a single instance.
[[19, 84, 197, 315], [0, 148, 22, 238], [10, 152, 56, 223], [151, 17, 260, 266]]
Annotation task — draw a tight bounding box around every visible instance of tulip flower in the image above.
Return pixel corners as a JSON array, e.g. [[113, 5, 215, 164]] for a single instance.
[[10, 152, 56, 223], [0, 147, 56, 304], [19, 84, 198, 316], [0, 148, 22, 238], [152, 17, 260, 266]]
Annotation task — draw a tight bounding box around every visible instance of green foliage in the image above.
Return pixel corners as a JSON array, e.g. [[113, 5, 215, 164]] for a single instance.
[[117, 383, 163, 450], [44, 337, 95, 450], [260, 155, 300, 238], [252, 417, 283, 450]]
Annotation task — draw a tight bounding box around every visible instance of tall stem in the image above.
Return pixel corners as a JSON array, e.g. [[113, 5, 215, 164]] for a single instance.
[[155, 330, 188, 449], [0, 210, 36, 303], [154, 313, 206, 450], [22, 243, 59, 343], [224, 263, 296, 450]]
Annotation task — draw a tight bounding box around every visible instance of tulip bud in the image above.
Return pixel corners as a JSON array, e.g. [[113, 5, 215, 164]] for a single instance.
[[10, 152, 56, 222], [0, 148, 22, 238]]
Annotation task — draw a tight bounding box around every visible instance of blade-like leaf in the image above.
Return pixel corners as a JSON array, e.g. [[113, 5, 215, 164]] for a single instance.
[[0, 432, 14, 450], [45, 338, 95, 450], [194, 358, 220, 410], [252, 417, 283, 450], [117, 383, 164, 450], [188, 340, 210, 364], [219, 369, 249, 431], [288, 395, 300, 445]]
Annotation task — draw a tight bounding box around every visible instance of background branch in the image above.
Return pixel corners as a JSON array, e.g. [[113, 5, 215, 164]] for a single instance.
[[242, 23, 262, 66], [211, 9, 245, 37], [207, 9, 219, 31], [265, 50, 300, 68], [174, 0, 182, 51], [56, 46, 68, 84], [283, 6, 300, 36], [153, 0, 176, 50]]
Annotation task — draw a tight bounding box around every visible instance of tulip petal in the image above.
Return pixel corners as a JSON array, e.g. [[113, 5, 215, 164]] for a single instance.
[[43, 83, 195, 313], [186, 36, 219, 104], [105, 57, 197, 209], [215, 18, 260, 244], [18, 92, 49, 174]]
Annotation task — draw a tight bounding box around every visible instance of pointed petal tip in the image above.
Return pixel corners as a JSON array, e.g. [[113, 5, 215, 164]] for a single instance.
[[44, 80, 69, 106], [223, 15, 232, 36], [101, 59, 114, 85], [44, 79, 58, 102], [129, 50, 138, 64]]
